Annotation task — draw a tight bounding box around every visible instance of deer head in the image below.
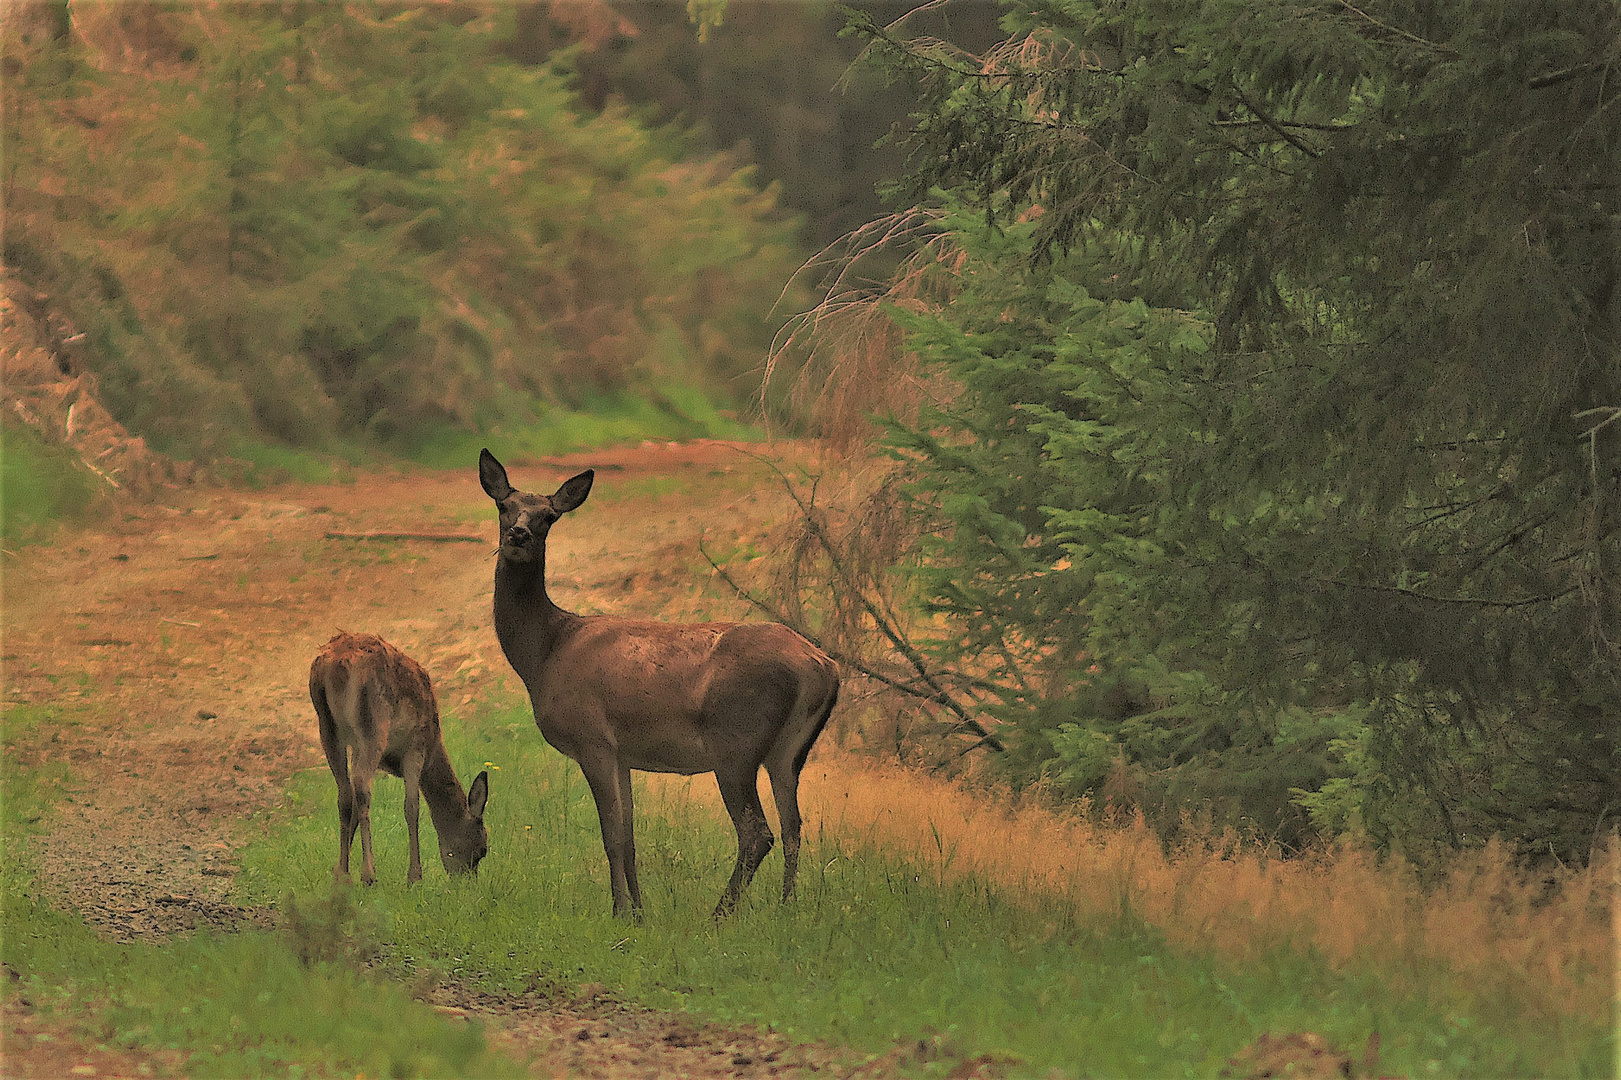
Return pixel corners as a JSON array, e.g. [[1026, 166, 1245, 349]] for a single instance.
[[438, 770, 490, 875], [479, 449, 593, 565]]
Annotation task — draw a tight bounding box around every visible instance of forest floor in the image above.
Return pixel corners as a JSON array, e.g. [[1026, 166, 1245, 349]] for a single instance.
[[3, 438, 909, 1078]]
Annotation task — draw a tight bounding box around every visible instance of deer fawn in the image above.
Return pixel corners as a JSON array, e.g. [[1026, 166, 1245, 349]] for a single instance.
[[310, 632, 489, 885], [480, 449, 840, 919]]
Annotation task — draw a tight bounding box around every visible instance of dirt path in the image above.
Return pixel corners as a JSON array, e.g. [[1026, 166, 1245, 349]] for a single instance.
[[2, 440, 871, 1078]]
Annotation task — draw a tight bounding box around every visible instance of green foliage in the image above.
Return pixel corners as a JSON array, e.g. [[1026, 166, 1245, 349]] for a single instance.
[[686, 0, 728, 44], [853, 1, 1620, 861], [219, 436, 360, 488], [507, 1, 1004, 249], [0, 420, 103, 546], [403, 388, 760, 470], [0, 707, 521, 1078], [230, 696, 1612, 1078], [881, 215, 1341, 845], [4, 4, 801, 461]]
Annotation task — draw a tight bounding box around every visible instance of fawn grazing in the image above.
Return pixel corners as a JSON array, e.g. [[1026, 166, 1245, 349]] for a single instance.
[[480, 449, 840, 918], [310, 632, 489, 885]]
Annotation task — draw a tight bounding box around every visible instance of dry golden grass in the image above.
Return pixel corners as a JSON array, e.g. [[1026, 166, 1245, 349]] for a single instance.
[[647, 747, 1618, 1027]]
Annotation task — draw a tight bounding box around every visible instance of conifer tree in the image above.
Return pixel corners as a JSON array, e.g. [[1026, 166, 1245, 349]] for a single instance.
[[855, 0, 1620, 858]]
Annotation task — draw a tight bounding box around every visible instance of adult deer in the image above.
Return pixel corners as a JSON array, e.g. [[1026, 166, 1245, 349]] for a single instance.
[[479, 449, 839, 918], [310, 632, 490, 885]]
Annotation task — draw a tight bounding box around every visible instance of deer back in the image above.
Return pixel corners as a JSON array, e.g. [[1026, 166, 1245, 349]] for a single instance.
[[523, 618, 833, 771], [310, 632, 439, 772]]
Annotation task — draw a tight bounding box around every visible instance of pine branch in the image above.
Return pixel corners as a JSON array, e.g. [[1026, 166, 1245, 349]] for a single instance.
[[1233, 84, 1322, 160], [1528, 62, 1606, 90], [1455, 509, 1562, 578], [1310, 576, 1578, 610], [1211, 118, 1356, 133]]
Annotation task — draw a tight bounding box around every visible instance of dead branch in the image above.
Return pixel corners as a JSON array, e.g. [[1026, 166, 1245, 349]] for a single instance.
[[698, 534, 1001, 748], [700, 450, 1005, 752], [323, 532, 484, 543]]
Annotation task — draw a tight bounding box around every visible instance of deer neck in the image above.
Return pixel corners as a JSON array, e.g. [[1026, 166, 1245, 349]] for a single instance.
[[420, 741, 471, 835], [493, 547, 577, 682]]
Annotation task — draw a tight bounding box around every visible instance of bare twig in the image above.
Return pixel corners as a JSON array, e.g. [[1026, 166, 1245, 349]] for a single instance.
[[1529, 61, 1606, 90], [702, 534, 994, 741], [1337, 0, 1460, 58], [697, 459, 1005, 753], [323, 532, 484, 543], [1575, 405, 1621, 438], [1576, 405, 1621, 494], [1311, 577, 1578, 610]]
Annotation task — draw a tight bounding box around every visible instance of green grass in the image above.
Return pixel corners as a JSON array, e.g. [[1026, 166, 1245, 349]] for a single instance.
[[405, 388, 762, 470], [0, 389, 760, 507], [236, 698, 1614, 1078], [220, 436, 364, 488], [0, 704, 525, 1078], [0, 421, 103, 547]]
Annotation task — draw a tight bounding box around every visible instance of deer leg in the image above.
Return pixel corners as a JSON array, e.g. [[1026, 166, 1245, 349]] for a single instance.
[[714, 764, 774, 919], [337, 771, 359, 883], [618, 763, 644, 916], [579, 751, 635, 919], [318, 718, 356, 884], [765, 760, 804, 903], [403, 746, 426, 886], [350, 741, 384, 887]]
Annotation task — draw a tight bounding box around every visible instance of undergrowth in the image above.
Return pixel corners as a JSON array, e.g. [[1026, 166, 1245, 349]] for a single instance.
[[236, 697, 1616, 1078], [0, 703, 523, 1078], [214, 389, 763, 489], [404, 389, 761, 471], [0, 421, 103, 547]]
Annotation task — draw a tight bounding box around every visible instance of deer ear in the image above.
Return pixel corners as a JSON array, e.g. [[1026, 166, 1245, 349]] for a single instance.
[[479, 449, 513, 501], [552, 469, 594, 514], [467, 770, 489, 819]]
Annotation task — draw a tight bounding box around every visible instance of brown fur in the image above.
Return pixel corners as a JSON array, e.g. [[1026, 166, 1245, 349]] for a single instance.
[[481, 449, 840, 918], [310, 632, 489, 885]]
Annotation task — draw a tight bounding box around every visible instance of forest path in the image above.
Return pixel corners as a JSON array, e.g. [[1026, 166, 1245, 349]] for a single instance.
[[3, 439, 899, 1079]]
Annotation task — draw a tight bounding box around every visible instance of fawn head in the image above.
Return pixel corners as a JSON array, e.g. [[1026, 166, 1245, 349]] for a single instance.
[[479, 449, 593, 565], [439, 769, 490, 875]]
